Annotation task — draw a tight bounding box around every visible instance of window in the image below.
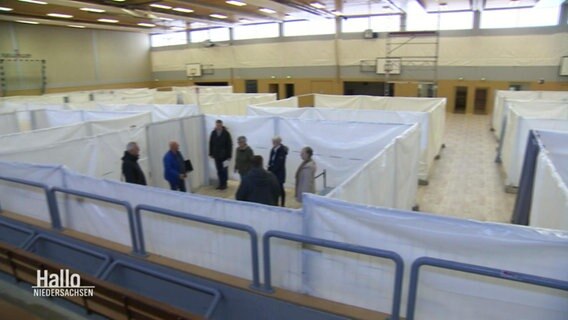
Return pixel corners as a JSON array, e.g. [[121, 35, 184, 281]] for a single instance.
[[190, 28, 230, 43], [150, 32, 187, 47], [406, 1, 473, 31], [283, 19, 335, 36], [480, 0, 562, 29], [233, 23, 279, 40], [341, 15, 400, 33]]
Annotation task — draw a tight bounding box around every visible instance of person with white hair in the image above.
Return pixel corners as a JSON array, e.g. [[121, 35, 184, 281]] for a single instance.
[[268, 136, 288, 207], [163, 141, 187, 192], [121, 141, 146, 186]]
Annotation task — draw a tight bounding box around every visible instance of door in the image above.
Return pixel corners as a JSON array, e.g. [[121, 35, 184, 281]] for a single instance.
[[454, 86, 468, 114], [268, 83, 280, 99], [474, 88, 488, 114], [285, 83, 295, 98]]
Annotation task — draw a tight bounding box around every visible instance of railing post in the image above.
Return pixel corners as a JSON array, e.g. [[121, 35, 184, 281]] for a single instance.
[[262, 234, 274, 293], [46, 188, 63, 230]]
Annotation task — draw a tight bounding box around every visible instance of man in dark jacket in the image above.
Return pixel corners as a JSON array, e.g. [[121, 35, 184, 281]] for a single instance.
[[163, 141, 187, 192], [209, 119, 232, 190], [236, 155, 280, 206], [122, 142, 147, 186], [268, 136, 288, 207]]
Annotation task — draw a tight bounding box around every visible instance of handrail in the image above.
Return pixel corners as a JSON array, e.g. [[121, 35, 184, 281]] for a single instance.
[[262, 230, 404, 320], [0, 219, 36, 248], [314, 169, 327, 189], [406, 256, 568, 320], [100, 259, 221, 319], [0, 176, 60, 230], [23, 233, 112, 278], [49, 187, 143, 256], [135, 204, 261, 289]]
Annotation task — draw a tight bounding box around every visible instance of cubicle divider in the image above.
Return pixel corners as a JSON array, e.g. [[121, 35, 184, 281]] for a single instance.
[[1, 162, 567, 319]]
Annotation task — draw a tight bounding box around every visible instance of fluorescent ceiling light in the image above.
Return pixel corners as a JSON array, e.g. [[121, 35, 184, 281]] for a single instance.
[[150, 4, 172, 10], [238, 18, 252, 23], [170, 26, 185, 31], [18, 0, 47, 4], [259, 8, 276, 14], [16, 20, 39, 24], [310, 2, 326, 9], [331, 10, 342, 16], [0, 7, 13, 11], [47, 13, 73, 18], [172, 7, 194, 13], [209, 13, 227, 19], [112, 0, 125, 2], [226, 0, 246, 6], [67, 25, 85, 28], [138, 23, 156, 27], [98, 18, 118, 23], [80, 8, 105, 13]]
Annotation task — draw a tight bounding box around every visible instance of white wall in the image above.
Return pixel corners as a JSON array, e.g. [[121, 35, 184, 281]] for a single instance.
[[151, 32, 568, 72]]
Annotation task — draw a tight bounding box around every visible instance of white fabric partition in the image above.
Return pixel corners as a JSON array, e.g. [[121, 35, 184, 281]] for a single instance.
[[0, 123, 90, 153], [529, 130, 568, 230], [326, 124, 420, 210], [0, 161, 65, 223], [0, 160, 302, 290], [277, 119, 413, 191], [0, 112, 20, 135], [0, 127, 148, 182], [174, 86, 234, 104], [302, 194, 568, 319], [248, 106, 431, 181], [94, 104, 200, 122], [501, 102, 568, 187], [153, 91, 179, 104], [492, 90, 568, 138], [0, 113, 152, 154], [199, 93, 276, 115], [312, 94, 446, 181], [31, 109, 147, 130], [146, 115, 206, 191], [251, 96, 299, 108]]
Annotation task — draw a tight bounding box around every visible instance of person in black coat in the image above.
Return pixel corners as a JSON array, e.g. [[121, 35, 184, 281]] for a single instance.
[[209, 119, 233, 190], [236, 155, 280, 206], [268, 136, 288, 207], [121, 142, 147, 186]]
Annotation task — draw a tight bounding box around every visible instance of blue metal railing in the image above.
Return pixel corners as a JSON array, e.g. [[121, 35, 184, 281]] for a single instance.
[[23, 233, 112, 278], [0, 219, 36, 248], [0, 176, 60, 229], [134, 204, 261, 289], [100, 260, 222, 319], [49, 187, 143, 256], [262, 230, 404, 320], [406, 256, 568, 320]]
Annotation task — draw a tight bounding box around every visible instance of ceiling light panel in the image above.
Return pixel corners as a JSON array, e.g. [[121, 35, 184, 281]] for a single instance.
[[150, 4, 172, 10], [80, 8, 105, 13], [47, 13, 73, 18], [172, 7, 194, 13], [18, 0, 47, 4], [226, 0, 247, 6], [259, 8, 276, 14], [98, 18, 118, 23]]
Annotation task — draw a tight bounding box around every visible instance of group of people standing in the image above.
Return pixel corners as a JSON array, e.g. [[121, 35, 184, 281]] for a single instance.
[[121, 119, 317, 206]]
